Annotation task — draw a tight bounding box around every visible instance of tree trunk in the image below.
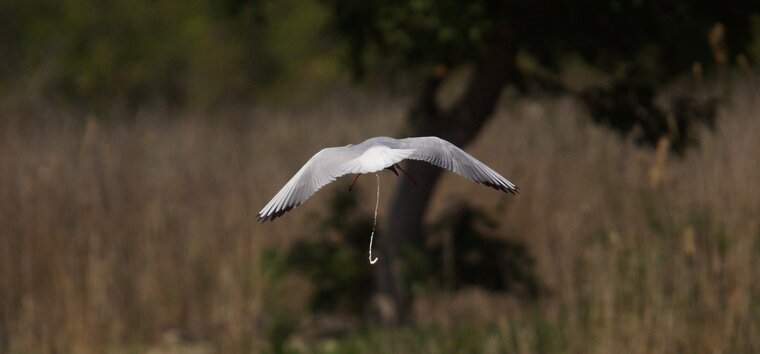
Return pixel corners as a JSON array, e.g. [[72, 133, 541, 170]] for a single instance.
[[372, 35, 517, 325]]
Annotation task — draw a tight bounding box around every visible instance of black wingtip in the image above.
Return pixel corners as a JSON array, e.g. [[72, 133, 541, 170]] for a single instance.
[[257, 204, 300, 223], [481, 181, 519, 195]]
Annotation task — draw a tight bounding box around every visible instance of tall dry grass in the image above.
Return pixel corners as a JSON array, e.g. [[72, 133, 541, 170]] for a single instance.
[[0, 82, 758, 353]]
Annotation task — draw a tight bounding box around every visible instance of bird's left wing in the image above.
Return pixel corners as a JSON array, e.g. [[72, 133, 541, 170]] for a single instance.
[[258, 146, 358, 222], [395, 136, 518, 194]]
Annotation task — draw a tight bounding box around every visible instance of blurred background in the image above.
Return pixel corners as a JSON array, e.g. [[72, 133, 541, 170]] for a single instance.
[[1, 0, 760, 353]]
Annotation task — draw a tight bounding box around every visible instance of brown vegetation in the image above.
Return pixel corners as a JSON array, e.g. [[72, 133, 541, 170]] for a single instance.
[[1, 82, 758, 352]]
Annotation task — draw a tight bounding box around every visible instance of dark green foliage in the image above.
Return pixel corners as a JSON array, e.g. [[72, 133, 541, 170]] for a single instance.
[[288, 189, 374, 314], [288, 189, 541, 315], [325, 0, 760, 153], [266, 315, 297, 354], [1, 0, 349, 111], [327, 0, 760, 78], [582, 80, 718, 154], [327, 0, 507, 76], [259, 248, 300, 353], [426, 203, 541, 299], [0, 0, 269, 108]]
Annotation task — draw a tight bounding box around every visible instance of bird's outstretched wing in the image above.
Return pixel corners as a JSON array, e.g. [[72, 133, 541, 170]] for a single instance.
[[258, 145, 415, 222], [258, 147, 357, 222], [396, 136, 518, 194]]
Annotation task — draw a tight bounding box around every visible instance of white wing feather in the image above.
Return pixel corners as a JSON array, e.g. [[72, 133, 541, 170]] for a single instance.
[[258, 147, 353, 221], [396, 137, 518, 194], [259, 136, 518, 222], [258, 145, 416, 222]]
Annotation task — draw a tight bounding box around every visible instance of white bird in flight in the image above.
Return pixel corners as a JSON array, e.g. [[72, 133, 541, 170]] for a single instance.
[[258, 136, 518, 222]]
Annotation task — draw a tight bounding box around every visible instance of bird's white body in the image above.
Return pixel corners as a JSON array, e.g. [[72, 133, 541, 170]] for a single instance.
[[341, 145, 415, 174], [258, 136, 517, 222]]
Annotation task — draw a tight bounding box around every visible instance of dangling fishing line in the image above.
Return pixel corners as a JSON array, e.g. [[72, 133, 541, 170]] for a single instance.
[[368, 174, 380, 264]]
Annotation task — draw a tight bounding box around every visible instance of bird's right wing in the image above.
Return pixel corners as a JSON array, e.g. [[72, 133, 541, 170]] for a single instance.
[[397, 136, 518, 194], [258, 146, 357, 222]]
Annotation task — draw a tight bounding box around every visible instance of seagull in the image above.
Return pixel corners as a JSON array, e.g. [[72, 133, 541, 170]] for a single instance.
[[258, 136, 518, 222]]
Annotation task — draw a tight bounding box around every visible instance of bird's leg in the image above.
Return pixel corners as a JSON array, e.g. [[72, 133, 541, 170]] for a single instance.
[[394, 164, 417, 186], [349, 174, 361, 192], [385, 165, 399, 176]]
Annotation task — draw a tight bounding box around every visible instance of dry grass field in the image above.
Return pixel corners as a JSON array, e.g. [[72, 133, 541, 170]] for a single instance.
[[1, 81, 759, 353]]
